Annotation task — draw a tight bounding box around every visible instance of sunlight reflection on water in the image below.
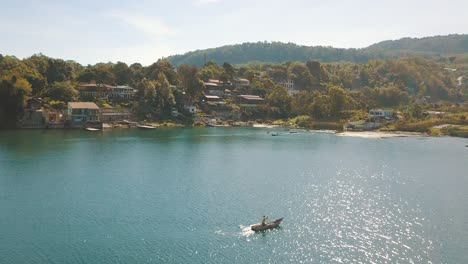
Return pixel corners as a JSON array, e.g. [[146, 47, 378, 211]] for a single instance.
[[264, 166, 434, 263]]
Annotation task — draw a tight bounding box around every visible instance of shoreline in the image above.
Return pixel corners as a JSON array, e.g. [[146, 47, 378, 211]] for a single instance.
[[337, 131, 424, 139], [12, 123, 468, 139]]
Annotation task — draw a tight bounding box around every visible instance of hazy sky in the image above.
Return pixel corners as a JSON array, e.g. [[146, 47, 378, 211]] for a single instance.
[[1, 0, 467, 65]]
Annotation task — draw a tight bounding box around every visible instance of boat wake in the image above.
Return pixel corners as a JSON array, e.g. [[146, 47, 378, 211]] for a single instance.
[[213, 225, 255, 238], [239, 225, 255, 237]]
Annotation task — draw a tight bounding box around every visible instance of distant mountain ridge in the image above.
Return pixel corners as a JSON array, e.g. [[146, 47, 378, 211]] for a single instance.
[[366, 34, 468, 53], [167, 34, 468, 66]]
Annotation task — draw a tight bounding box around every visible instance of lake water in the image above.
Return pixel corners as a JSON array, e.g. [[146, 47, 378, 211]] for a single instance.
[[0, 128, 467, 263]]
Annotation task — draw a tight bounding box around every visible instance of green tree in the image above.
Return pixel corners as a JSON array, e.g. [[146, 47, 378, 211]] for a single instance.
[[267, 64, 288, 82], [222, 62, 235, 81], [288, 62, 318, 90], [146, 59, 178, 85], [46, 58, 78, 84], [178, 64, 205, 101], [306, 61, 322, 81], [94, 64, 116, 84], [291, 91, 314, 115], [43, 81, 78, 102], [154, 72, 176, 118], [409, 103, 423, 119], [0, 76, 32, 128], [310, 92, 330, 119], [267, 85, 291, 118], [328, 86, 347, 117], [112, 62, 132, 85], [251, 76, 275, 97]]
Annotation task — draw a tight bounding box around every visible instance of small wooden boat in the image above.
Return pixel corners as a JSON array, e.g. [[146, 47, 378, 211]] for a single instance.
[[137, 125, 156, 129], [251, 218, 283, 231]]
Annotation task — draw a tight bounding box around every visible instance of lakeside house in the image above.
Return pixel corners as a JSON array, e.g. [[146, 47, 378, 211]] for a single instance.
[[78, 84, 137, 100], [233, 78, 251, 94], [67, 102, 101, 128], [203, 94, 223, 102], [278, 79, 298, 95], [202, 94, 228, 113], [21, 98, 64, 128], [112, 85, 137, 99], [100, 107, 132, 122], [369, 109, 394, 121], [237, 95, 265, 107], [204, 79, 233, 98], [345, 109, 397, 131], [46, 111, 64, 128]]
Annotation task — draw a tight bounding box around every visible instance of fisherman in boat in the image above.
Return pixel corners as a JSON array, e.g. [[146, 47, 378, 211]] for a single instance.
[[261, 215, 268, 226]]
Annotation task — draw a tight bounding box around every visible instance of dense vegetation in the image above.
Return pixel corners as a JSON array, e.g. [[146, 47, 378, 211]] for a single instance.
[[0, 48, 467, 132], [167, 35, 468, 67], [367, 34, 468, 54]]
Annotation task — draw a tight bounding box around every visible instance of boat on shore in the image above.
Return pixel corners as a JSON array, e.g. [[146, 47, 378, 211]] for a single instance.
[[137, 125, 156, 129], [251, 218, 283, 231]]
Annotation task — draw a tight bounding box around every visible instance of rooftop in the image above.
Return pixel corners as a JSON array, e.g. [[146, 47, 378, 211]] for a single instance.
[[238, 95, 264, 101], [79, 83, 114, 89], [369, 109, 394, 112], [68, 102, 100, 109], [204, 94, 221, 99]]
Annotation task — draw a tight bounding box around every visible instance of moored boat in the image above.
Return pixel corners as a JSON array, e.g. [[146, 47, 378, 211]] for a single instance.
[[137, 125, 156, 129], [251, 218, 283, 231], [85, 127, 100, 131]]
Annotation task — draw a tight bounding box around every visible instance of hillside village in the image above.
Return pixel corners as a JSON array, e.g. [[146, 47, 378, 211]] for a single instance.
[[20, 77, 281, 129], [1, 48, 467, 136]]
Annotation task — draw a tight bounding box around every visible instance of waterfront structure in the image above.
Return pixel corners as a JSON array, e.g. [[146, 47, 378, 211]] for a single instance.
[[20, 98, 64, 128], [100, 108, 132, 122], [344, 109, 396, 131], [78, 84, 136, 100], [237, 95, 265, 107], [110, 85, 137, 99], [203, 94, 223, 102], [369, 109, 394, 119], [204, 79, 232, 98], [21, 109, 46, 128], [67, 102, 101, 127]]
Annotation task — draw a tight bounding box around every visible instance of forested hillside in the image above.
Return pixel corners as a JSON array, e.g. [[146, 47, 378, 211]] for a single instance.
[[367, 34, 468, 54], [167, 35, 468, 67]]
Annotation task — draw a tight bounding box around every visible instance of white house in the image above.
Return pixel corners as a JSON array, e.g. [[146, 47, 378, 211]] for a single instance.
[[78, 84, 136, 100], [109, 85, 137, 99], [369, 109, 394, 118], [278, 79, 298, 95]]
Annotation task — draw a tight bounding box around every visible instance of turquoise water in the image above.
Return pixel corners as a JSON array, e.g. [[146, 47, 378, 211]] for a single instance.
[[0, 128, 467, 263]]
